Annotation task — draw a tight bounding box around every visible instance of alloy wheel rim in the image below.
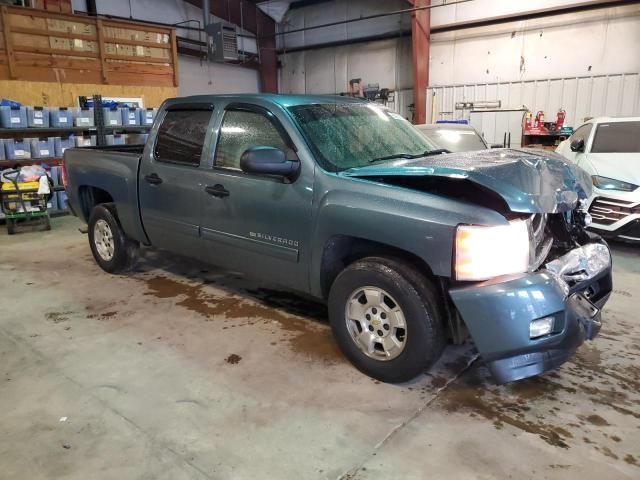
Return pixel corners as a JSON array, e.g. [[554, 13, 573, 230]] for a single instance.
[[345, 286, 407, 361], [94, 219, 115, 261]]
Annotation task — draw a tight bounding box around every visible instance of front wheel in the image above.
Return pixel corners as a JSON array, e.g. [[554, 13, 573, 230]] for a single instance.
[[328, 257, 445, 383], [88, 204, 138, 273]]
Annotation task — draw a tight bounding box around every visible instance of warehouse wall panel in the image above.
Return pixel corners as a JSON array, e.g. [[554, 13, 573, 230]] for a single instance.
[[279, 36, 412, 95], [178, 56, 259, 96], [279, 1, 640, 120], [426, 73, 640, 145]]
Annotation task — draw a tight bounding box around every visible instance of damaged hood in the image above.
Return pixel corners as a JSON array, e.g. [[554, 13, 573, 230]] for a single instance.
[[340, 148, 593, 213]]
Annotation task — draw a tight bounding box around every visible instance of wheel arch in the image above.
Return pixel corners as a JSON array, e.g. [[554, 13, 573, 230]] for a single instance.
[[78, 185, 114, 223], [319, 235, 437, 300]]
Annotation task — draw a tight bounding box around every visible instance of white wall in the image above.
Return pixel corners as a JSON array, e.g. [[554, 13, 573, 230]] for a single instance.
[[278, 0, 640, 121], [178, 56, 259, 96], [431, 3, 640, 85], [279, 37, 412, 95], [277, 0, 410, 50], [427, 73, 640, 146]]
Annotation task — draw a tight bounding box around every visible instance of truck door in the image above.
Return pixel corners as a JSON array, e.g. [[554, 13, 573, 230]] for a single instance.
[[138, 103, 215, 256], [199, 103, 314, 291]]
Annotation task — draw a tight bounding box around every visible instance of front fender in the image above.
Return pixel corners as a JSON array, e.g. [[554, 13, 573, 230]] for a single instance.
[[308, 173, 506, 297]]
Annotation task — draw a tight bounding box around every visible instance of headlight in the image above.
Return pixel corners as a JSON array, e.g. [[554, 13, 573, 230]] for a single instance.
[[591, 175, 638, 192], [455, 220, 530, 281]]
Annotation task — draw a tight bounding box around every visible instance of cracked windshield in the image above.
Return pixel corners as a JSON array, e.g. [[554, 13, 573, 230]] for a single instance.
[[289, 102, 437, 171]]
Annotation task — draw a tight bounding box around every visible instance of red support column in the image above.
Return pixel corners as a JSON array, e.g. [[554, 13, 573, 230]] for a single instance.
[[410, 0, 430, 124], [257, 9, 278, 93]]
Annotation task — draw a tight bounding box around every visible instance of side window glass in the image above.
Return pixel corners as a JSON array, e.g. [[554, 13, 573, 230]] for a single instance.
[[572, 124, 592, 143], [215, 109, 289, 170], [155, 109, 212, 166]]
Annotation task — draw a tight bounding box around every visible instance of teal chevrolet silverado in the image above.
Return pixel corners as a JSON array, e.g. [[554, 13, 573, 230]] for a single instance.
[[63, 94, 612, 384]]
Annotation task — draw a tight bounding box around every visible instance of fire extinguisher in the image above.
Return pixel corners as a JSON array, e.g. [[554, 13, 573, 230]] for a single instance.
[[524, 111, 532, 131], [534, 111, 545, 129], [555, 109, 566, 131]]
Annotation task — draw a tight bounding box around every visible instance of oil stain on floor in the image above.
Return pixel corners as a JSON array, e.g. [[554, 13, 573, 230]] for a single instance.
[[435, 340, 640, 469], [141, 274, 341, 365]]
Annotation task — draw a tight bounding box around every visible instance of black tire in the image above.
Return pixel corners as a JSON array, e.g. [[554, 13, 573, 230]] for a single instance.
[[88, 203, 139, 273], [6, 218, 16, 235], [43, 215, 51, 231], [328, 257, 445, 383]]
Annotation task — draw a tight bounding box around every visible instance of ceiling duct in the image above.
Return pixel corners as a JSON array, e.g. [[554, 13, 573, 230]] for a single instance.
[[257, 1, 292, 23]]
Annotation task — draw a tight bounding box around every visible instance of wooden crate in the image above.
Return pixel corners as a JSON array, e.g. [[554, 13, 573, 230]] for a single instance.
[[0, 5, 178, 87]]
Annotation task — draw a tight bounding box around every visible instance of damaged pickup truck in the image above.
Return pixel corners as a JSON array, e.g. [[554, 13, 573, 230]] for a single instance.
[[63, 95, 612, 384]]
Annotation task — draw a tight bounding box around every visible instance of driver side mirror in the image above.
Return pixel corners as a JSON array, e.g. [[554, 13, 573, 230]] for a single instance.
[[570, 138, 585, 152], [240, 146, 299, 179]]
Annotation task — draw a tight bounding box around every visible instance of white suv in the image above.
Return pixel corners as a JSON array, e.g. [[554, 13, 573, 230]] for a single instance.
[[556, 117, 640, 242]]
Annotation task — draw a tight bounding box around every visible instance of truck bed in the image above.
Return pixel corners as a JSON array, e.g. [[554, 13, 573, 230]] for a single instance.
[[64, 145, 147, 244]]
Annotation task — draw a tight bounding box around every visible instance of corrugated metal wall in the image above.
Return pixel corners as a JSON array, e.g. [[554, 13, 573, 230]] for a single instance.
[[425, 73, 640, 145]]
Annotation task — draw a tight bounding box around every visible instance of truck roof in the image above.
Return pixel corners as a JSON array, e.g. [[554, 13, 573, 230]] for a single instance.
[[166, 93, 366, 108]]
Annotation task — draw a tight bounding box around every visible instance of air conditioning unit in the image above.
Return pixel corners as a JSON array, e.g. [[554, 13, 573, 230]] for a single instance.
[[205, 22, 238, 62]]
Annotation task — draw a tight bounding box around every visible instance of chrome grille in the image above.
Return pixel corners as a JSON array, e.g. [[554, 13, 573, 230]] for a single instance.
[[589, 197, 640, 225]]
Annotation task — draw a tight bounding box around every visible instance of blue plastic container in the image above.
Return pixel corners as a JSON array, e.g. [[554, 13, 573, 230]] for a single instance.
[[0, 106, 28, 128], [105, 133, 126, 145], [121, 107, 140, 126], [27, 106, 50, 128], [73, 107, 94, 127], [139, 108, 156, 126], [0, 139, 4, 160], [55, 167, 68, 210], [48, 165, 60, 211], [54, 135, 75, 156], [50, 107, 74, 128], [4, 138, 32, 160], [104, 107, 122, 127], [75, 134, 96, 147], [30, 137, 55, 158]]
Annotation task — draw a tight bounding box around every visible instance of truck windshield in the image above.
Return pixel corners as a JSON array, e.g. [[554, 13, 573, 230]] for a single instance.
[[288, 103, 437, 171], [591, 121, 640, 153]]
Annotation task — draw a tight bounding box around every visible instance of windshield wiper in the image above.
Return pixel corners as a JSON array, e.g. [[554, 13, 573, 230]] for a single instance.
[[369, 152, 422, 163], [369, 148, 451, 163], [423, 148, 451, 156]]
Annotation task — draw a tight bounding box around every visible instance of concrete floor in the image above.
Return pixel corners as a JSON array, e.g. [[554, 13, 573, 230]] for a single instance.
[[0, 216, 638, 480]]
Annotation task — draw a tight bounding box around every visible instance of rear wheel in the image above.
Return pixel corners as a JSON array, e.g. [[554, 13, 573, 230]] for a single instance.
[[88, 204, 138, 273], [6, 218, 16, 235], [328, 257, 445, 383]]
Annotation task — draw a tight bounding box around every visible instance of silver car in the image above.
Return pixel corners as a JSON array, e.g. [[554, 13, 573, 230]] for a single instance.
[[415, 123, 490, 152]]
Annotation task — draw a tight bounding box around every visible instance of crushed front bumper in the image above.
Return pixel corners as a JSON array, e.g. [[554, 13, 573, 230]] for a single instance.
[[449, 241, 612, 384]]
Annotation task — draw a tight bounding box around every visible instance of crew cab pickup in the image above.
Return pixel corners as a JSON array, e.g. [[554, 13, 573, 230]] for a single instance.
[[64, 95, 613, 384]]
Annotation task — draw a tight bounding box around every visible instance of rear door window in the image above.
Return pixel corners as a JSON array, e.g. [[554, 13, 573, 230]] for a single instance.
[[591, 121, 640, 153], [155, 109, 213, 165]]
